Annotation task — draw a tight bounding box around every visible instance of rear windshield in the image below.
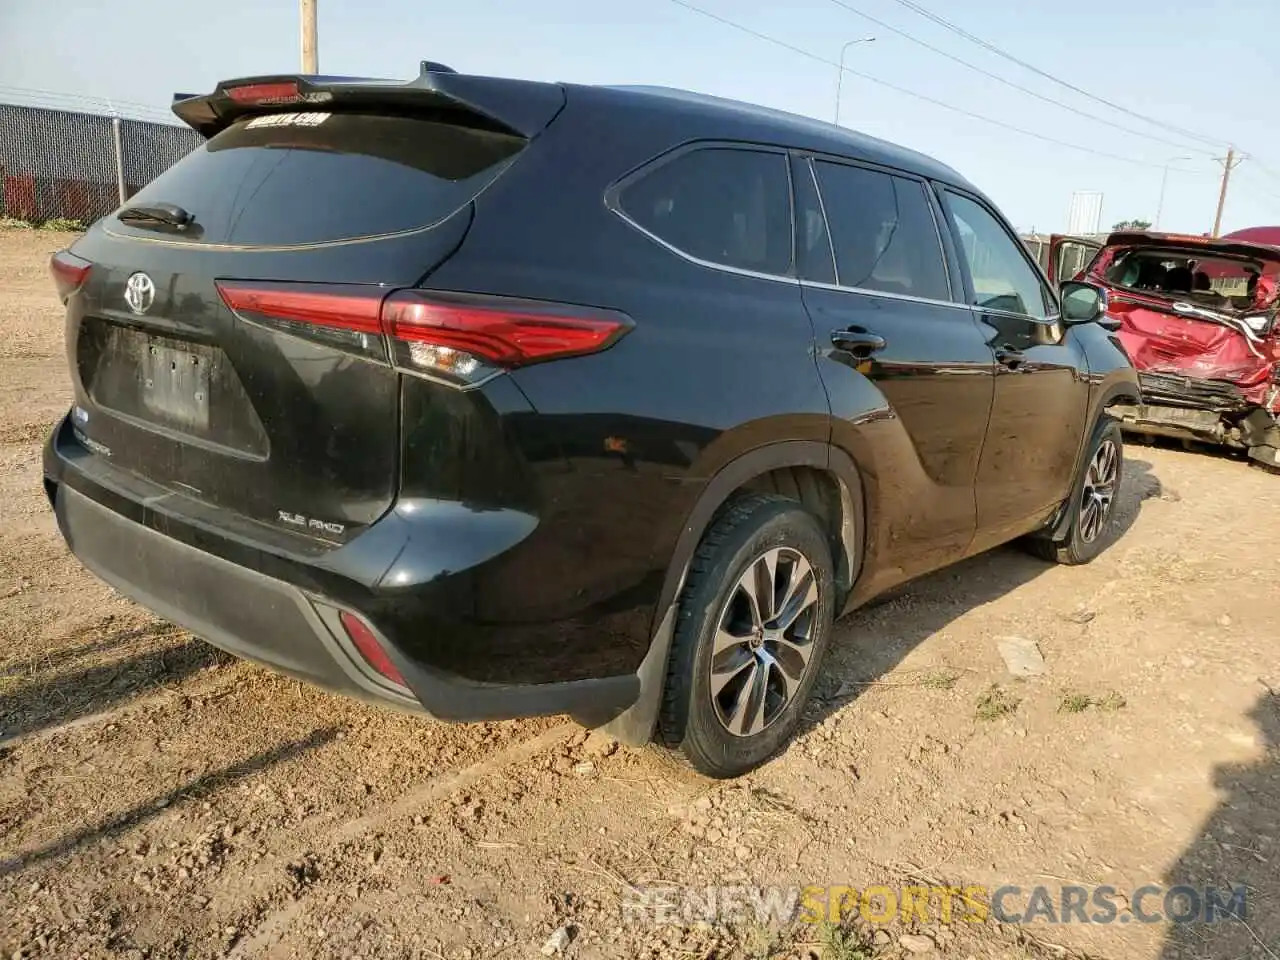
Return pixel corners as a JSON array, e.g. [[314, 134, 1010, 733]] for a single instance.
[[1101, 246, 1275, 312], [118, 112, 524, 246]]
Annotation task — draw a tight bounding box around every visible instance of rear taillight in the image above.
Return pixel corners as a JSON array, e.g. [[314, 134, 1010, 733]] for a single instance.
[[381, 290, 632, 383], [50, 250, 92, 302], [215, 281, 633, 385], [338, 610, 407, 688], [216, 280, 387, 362], [225, 81, 302, 105]]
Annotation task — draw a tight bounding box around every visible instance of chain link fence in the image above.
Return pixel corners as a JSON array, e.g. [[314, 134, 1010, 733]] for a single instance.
[[0, 95, 203, 228]]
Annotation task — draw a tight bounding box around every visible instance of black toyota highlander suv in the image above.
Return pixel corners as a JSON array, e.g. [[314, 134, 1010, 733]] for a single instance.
[[43, 63, 1139, 777]]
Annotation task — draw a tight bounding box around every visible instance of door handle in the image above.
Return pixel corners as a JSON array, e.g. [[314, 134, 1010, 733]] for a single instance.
[[996, 348, 1025, 369], [831, 328, 887, 357]]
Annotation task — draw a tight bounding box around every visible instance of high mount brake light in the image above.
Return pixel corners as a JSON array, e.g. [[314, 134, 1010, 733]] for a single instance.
[[215, 281, 633, 384], [225, 81, 302, 105], [50, 250, 92, 302]]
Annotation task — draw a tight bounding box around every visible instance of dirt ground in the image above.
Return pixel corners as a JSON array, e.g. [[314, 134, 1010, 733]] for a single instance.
[[1, 225, 1278, 960]]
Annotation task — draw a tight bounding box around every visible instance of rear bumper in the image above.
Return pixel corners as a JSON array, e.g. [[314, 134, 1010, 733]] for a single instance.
[[44, 416, 639, 726], [1111, 374, 1280, 465]]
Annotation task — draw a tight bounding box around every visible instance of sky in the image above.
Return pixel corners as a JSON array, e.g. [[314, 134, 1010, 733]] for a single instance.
[[3, 0, 1280, 236]]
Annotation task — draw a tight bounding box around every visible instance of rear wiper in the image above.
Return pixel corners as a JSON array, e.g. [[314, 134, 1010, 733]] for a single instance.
[[117, 202, 195, 230]]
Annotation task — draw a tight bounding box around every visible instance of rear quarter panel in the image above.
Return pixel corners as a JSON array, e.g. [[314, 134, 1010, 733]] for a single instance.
[[416, 87, 832, 682]]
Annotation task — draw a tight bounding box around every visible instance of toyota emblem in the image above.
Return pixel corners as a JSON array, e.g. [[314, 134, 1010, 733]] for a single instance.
[[124, 272, 156, 315]]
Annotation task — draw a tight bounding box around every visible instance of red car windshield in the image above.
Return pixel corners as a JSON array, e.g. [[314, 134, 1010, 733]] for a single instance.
[[1090, 244, 1280, 316]]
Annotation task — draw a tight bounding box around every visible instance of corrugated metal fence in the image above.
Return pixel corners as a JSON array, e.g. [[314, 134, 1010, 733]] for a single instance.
[[0, 101, 203, 226]]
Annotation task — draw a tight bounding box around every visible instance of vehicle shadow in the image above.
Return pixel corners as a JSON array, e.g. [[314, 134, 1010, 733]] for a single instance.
[[1158, 688, 1280, 959], [0, 725, 339, 877], [796, 456, 1163, 734], [0, 628, 230, 744], [3, 620, 185, 676]]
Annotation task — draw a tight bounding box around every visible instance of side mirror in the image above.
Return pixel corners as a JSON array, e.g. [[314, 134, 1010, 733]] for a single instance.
[[1059, 281, 1110, 325]]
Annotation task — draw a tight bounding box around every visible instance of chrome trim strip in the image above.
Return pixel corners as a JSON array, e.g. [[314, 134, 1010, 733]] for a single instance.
[[783, 152, 798, 277], [606, 205, 801, 287], [973, 303, 1063, 325], [806, 158, 839, 285], [920, 180, 955, 299], [798, 278, 972, 311]]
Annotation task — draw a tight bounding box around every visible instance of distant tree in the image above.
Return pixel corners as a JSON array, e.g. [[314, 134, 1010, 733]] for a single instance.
[[1112, 218, 1153, 231]]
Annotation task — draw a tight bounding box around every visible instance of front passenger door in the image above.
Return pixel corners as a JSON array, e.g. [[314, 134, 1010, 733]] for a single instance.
[[939, 191, 1091, 552]]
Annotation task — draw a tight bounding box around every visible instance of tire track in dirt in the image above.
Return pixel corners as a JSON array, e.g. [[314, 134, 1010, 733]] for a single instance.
[[225, 721, 574, 958]]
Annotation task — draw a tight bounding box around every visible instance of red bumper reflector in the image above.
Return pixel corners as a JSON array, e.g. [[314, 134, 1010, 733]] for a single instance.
[[338, 611, 407, 687]]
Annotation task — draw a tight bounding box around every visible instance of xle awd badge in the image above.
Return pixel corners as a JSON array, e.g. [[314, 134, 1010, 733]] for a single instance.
[[278, 510, 346, 537], [124, 272, 155, 315]]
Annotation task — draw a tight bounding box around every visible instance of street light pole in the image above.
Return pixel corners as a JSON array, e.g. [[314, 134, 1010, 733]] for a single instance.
[[834, 36, 876, 125], [1155, 155, 1192, 230]]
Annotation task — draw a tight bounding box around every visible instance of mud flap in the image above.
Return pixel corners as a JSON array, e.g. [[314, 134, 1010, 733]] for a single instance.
[[595, 601, 678, 746]]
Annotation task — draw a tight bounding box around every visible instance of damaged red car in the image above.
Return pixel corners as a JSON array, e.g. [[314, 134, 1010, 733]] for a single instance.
[[1084, 231, 1280, 468]]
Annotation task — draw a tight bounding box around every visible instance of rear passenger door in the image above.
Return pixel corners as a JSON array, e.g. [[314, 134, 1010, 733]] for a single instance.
[[938, 191, 1091, 550], [796, 156, 997, 586]]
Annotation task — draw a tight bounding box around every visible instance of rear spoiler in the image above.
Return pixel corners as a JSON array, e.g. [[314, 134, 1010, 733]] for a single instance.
[[171, 62, 565, 140]]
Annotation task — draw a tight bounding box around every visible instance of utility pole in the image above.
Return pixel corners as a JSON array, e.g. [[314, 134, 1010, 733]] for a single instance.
[[1212, 146, 1243, 238], [301, 0, 318, 74]]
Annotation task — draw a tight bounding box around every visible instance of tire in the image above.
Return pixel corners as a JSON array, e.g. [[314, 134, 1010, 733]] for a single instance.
[[1027, 418, 1124, 565], [657, 494, 836, 778]]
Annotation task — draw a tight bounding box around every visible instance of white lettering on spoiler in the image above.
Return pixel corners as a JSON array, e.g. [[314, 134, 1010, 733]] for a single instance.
[[246, 112, 332, 129]]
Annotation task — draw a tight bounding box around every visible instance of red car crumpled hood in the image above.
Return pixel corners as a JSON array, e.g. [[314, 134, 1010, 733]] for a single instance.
[[1111, 299, 1279, 409]]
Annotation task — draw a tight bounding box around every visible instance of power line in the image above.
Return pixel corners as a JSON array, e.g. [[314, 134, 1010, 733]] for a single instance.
[[825, 0, 1215, 157], [1245, 155, 1280, 189], [884, 0, 1224, 150], [0, 84, 178, 124], [665, 0, 1197, 170], [1234, 168, 1280, 208]]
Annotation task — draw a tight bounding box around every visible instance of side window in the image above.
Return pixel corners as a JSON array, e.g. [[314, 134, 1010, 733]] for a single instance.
[[944, 193, 1052, 318], [618, 147, 793, 276], [812, 161, 950, 301]]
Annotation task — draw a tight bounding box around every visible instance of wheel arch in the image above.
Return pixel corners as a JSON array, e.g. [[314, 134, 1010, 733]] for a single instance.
[[656, 441, 864, 619], [597, 440, 865, 746]]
